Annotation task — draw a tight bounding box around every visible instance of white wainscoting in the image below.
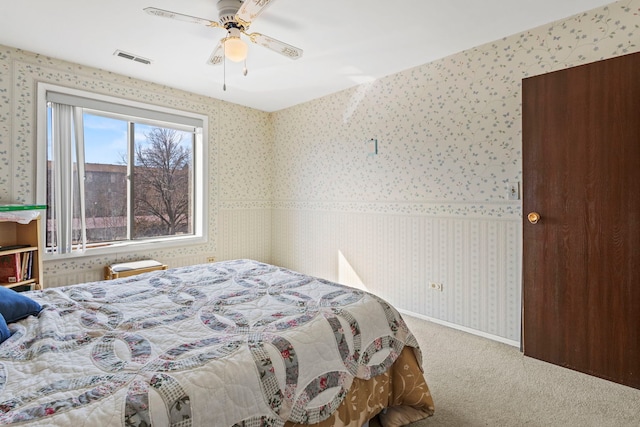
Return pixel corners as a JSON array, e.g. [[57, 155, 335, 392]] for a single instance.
[[44, 270, 105, 288], [42, 205, 522, 343], [271, 206, 522, 343], [218, 205, 272, 263]]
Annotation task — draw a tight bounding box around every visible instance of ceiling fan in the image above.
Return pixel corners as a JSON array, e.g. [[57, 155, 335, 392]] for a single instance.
[[144, 0, 303, 88]]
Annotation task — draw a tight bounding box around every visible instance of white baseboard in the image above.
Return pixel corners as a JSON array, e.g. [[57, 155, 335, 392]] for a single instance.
[[398, 309, 521, 348]]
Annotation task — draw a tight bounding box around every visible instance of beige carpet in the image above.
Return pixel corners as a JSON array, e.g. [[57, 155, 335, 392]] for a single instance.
[[395, 316, 640, 427]]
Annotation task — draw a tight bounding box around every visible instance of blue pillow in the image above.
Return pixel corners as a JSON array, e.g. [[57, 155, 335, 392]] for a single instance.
[[0, 314, 10, 343], [0, 286, 42, 323]]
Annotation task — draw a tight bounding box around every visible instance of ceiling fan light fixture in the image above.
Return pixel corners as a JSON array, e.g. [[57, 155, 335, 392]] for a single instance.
[[224, 36, 248, 62]]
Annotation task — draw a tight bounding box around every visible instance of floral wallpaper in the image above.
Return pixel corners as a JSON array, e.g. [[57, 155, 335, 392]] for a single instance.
[[218, 102, 274, 204], [272, 0, 640, 217], [0, 50, 13, 199]]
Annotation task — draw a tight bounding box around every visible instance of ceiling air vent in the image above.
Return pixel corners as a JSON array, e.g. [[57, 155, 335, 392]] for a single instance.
[[114, 50, 152, 65]]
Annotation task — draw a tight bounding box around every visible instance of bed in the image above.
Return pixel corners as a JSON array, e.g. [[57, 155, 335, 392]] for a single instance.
[[0, 259, 434, 426]]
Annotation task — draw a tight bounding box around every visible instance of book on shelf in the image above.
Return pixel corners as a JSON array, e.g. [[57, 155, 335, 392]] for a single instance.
[[0, 251, 34, 284], [20, 252, 29, 281], [26, 251, 33, 280], [0, 253, 21, 283]]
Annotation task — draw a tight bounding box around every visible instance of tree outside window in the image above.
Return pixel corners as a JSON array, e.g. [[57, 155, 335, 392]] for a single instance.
[[133, 127, 193, 238]]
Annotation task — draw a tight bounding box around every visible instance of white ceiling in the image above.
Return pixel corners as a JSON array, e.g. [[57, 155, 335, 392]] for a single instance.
[[0, 0, 614, 112]]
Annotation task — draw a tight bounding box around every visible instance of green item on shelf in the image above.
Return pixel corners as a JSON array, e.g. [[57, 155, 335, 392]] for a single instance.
[[0, 204, 46, 212]]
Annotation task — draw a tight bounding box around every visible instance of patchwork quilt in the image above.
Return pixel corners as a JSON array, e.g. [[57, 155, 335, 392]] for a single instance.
[[0, 260, 432, 426]]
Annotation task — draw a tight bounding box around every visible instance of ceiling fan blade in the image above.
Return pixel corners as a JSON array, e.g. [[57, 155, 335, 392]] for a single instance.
[[247, 32, 303, 60], [235, 0, 276, 27], [207, 41, 224, 66], [144, 7, 222, 29]]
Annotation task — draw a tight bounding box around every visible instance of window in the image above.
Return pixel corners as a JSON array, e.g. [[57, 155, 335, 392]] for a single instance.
[[37, 84, 208, 257]]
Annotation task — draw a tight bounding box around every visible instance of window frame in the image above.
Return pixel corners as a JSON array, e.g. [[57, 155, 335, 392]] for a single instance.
[[36, 83, 209, 259]]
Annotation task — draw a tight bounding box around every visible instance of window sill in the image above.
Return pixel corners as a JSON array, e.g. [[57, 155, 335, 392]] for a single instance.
[[42, 234, 207, 261]]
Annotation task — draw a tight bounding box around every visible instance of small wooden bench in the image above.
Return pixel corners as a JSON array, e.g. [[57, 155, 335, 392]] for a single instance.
[[104, 260, 168, 280]]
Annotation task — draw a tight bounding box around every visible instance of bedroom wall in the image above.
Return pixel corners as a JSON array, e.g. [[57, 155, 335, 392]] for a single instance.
[[270, 0, 640, 344], [0, 45, 273, 286]]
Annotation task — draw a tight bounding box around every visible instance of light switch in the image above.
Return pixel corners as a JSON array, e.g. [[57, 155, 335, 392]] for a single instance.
[[508, 181, 520, 200]]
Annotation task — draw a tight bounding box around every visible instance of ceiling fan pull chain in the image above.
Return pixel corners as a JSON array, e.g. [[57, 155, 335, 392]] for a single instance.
[[223, 41, 227, 91], [243, 58, 248, 76]]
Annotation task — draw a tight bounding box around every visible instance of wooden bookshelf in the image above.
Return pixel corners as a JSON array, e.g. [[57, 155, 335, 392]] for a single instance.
[[0, 205, 45, 290]]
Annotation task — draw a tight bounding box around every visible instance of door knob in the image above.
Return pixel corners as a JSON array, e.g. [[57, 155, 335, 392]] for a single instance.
[[527, 212, 540, 224]]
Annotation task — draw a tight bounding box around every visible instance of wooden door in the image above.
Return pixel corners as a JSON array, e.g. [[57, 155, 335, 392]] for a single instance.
[[522, 52, 640, 389]]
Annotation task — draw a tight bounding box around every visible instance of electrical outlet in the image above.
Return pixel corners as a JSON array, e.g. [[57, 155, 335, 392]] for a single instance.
[[207, 256, 216, 263], [428, 282, 443, 291]]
